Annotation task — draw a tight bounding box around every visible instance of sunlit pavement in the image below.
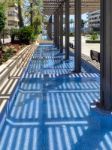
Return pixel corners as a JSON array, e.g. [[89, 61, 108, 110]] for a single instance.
[[0, 44, 112, 150], [63, 36, 100, 57]]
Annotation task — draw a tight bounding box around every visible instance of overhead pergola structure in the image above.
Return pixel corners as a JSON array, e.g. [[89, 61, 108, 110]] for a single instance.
[[43, 0, 112, 112], [43, 0, 100, 64], [43, 0, 100, 15]]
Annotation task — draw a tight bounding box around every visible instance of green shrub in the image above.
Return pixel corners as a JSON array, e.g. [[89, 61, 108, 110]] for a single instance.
[[90, 32, 98, 41], [10, 26, 35, 44], [70, 32, 74, 36], [2, 48, 14, 61], [18, 26, 35, 44], [7, 48, 14, 55], [10, 29, 19, 43]]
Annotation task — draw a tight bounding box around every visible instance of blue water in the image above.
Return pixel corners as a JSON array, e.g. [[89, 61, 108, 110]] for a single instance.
[[0, 44, 112, 150]]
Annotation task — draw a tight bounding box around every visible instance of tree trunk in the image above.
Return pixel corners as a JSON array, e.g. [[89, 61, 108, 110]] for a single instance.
[[30, 2, 33, 26], [18, 0, 24, 28]]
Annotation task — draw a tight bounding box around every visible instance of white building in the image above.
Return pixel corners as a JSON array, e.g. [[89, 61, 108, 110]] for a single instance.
[[88, 10, 100, 31], [5, 4, 19, 30]]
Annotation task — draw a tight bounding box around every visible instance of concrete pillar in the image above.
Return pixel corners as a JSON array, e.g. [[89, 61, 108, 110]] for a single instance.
[[59, 5, 63, 53], [75, 0, 81, 72], [65, 0, 69, 60], [100, 0, 112, 110]]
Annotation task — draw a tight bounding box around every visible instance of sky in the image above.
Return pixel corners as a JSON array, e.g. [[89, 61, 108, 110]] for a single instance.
[[82, 13, 88, 20]]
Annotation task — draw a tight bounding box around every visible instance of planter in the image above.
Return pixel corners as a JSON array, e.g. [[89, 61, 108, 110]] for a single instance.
[[86, 40, 100, 43]]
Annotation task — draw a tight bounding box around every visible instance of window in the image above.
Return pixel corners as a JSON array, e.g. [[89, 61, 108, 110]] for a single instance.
[[8, 11, 18, 17]]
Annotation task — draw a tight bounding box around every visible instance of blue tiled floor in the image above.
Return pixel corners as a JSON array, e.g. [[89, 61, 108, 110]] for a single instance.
[[0, 44, 112, 150]]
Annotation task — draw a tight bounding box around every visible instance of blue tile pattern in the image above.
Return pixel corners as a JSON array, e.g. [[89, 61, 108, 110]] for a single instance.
[[0, 44, 112, 150]]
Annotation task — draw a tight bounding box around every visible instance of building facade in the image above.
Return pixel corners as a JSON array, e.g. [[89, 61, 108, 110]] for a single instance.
[[5, 4, 19, 30], [88, 10, 100, 31]]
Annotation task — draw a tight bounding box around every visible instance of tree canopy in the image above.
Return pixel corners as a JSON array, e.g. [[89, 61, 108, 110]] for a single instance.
[[0, 4, 5, 32], [0, 0, 43, 35], [0, 4, 5, 46], [0, 4, 5, 33]]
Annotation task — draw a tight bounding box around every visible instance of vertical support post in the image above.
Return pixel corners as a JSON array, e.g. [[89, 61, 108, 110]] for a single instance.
[[47, 22, 51, 40], [49, 15, 52, 40], [54, 14, 57, 46], [59, 5, 63, 53], [56, 13, 60, 49], [75, 0, 81, 72], [65, 0, 70, 60], [100, 0, 112, 110]]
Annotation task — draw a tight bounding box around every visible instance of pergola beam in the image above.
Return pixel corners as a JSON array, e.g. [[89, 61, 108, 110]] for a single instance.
[[43, 0, 100, 15]]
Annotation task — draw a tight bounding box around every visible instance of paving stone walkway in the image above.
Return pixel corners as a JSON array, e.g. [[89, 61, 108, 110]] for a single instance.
[[0, 44, 112, 150]]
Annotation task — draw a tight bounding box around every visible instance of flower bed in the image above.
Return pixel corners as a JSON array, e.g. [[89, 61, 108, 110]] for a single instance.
[[0, 43, 26, 65]]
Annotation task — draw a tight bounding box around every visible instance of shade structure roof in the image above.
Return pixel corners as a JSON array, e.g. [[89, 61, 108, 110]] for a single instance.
[[43, 0, 100, 15]]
